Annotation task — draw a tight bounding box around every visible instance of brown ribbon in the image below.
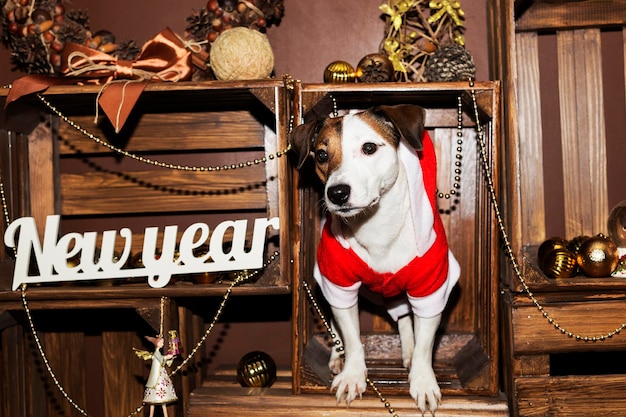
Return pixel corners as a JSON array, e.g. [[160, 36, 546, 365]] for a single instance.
[[6, 27, 192, 133]]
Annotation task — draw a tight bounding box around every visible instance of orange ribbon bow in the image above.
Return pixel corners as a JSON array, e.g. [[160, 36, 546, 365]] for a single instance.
[[6, 27, 192, 133]]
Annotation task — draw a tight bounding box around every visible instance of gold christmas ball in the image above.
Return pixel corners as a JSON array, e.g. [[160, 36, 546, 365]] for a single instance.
[[566, 235, 590, 256], [537, 237, 568, 270], [540, 247, 578, 278], [210, 27, 274, 80], [237, 351, 277, 388], [356, 53, 394, 82], [576, 234, 619, 277], [323, 60, 356, 83]]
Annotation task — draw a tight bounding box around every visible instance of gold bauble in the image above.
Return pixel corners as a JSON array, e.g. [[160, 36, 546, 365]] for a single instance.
[[323, 60, 356, 83], [576, 234, 619, 277], [237, 351, 277, 388], [566, 235, 590, 256], [356, 53, 394, 82], [537, 237, 568, 270], [540, 248, 578, 278]]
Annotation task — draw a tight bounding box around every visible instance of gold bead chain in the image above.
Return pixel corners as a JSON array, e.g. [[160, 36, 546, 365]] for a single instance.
[[468, 80, 626, 341], [168, 252, 279, 378], [17, 252, 278, 417], [436, 94, 463, 214], [36, 93, 292, 172], [302, 280, 400, 417]]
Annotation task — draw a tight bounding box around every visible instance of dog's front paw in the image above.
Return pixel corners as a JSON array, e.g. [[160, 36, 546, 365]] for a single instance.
[[409, 363, 441, 414], [330, 362, 368, 405]]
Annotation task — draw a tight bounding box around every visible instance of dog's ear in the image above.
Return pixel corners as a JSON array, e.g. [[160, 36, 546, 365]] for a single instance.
[[289, 120, 322, 169], [372, 104, 426, 151]]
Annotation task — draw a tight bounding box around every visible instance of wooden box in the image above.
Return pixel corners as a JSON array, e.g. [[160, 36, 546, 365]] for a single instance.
[[187, 81, 508, 417], [292, 81, 503, 399], [489, 0, 626, 415], [0, 80, 296, 417]]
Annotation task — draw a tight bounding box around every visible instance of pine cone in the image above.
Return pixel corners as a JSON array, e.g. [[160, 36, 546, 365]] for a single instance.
[[65, 9, 90, 30], [56, 19, 88, 44], [424, 44, 476, 82], [186, 8, 213, 42], [114, 39, 141, 61], [11, 35, 51, 74], [257, 0, 284, 25]]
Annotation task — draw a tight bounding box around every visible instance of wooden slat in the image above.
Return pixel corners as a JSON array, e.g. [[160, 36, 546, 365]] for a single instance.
[[516, 0, 626, 32], [515, 31, 546, 245], [489, 0, 525, 289], [510, 298, 626, 354], [27, 120, 57, 236], [43, 331, 87, 417], [557, 29, 608, 237], [514, 375, 626, 416], [58, 111, 266, 154], [60, 167, 268, 215], [102, 331, 146, 417], [189, 386, 509, 417]]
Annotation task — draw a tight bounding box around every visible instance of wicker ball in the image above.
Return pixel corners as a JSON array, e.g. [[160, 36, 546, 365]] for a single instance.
[[424, 44, 476, 82], [210, 27, 274, 80]]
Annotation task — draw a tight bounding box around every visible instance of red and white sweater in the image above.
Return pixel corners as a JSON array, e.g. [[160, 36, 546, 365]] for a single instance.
[[314, 131, 460, 319]]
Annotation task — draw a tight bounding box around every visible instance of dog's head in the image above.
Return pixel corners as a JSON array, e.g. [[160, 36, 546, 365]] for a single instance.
[[290, 104, 426, 218]]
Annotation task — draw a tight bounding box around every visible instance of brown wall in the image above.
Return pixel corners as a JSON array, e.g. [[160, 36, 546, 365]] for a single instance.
[[0, 0, 490, 85]]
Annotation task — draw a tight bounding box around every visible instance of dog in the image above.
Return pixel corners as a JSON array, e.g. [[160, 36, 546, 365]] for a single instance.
[[290, 104, 460, 413]]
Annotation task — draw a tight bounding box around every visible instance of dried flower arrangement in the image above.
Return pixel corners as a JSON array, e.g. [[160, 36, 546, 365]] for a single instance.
[[379, 0, 475, 82]]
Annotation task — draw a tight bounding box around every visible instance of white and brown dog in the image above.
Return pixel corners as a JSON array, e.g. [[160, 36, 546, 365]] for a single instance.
[[290, 104, 460, 413]]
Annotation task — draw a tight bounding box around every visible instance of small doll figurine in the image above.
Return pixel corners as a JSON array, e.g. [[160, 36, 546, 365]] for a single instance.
[[135, 335, 178, 417]]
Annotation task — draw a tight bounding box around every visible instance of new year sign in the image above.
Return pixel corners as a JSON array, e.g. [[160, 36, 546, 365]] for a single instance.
[[4, 215, 280, 290]]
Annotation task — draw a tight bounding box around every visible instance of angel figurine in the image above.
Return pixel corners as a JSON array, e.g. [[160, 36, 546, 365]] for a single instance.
[[134, 335, 178, 417]]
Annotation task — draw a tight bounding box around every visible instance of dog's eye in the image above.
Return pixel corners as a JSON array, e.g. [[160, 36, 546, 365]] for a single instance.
[[362, 142, 378, 155], [316, 149, 329, 164]]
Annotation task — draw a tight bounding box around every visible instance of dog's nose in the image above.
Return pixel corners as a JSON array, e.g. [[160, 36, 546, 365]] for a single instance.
[[327, 184, 351, 205]]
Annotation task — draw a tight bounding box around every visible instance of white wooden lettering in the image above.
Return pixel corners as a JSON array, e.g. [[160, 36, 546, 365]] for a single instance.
[[4, 215, 280, 290]]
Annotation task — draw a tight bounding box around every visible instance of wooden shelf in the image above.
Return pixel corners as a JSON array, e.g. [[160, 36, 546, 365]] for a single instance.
[[189, 367, 509, 417]]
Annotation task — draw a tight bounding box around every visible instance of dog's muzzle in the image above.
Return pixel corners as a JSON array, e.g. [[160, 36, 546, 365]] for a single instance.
[[327, 184, 350, 206]]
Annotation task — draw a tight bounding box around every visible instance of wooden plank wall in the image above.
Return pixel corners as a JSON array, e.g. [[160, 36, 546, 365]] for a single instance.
[[515, 28, 615, 245], [556, 28, 608, 237]]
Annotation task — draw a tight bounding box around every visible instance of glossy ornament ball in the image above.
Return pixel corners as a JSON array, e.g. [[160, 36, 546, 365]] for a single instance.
[[237, 351, 277, 388], [576, 234, 619, 277], [210, 27, 274, 80], [537, 237, 568, 270], [566, 235, 590, 256], [540, 248, 578, 278], [323, 61, 356, 83], [356, 53, 394, 82]]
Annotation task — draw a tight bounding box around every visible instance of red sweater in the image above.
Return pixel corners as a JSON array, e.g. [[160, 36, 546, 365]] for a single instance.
[[316, 131, 450, 299]]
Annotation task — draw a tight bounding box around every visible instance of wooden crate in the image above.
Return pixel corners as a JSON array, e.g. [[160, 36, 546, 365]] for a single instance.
[[291, 82, 502, 399], [0, 80, 296, 417], [489, 0, 626, 415]]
